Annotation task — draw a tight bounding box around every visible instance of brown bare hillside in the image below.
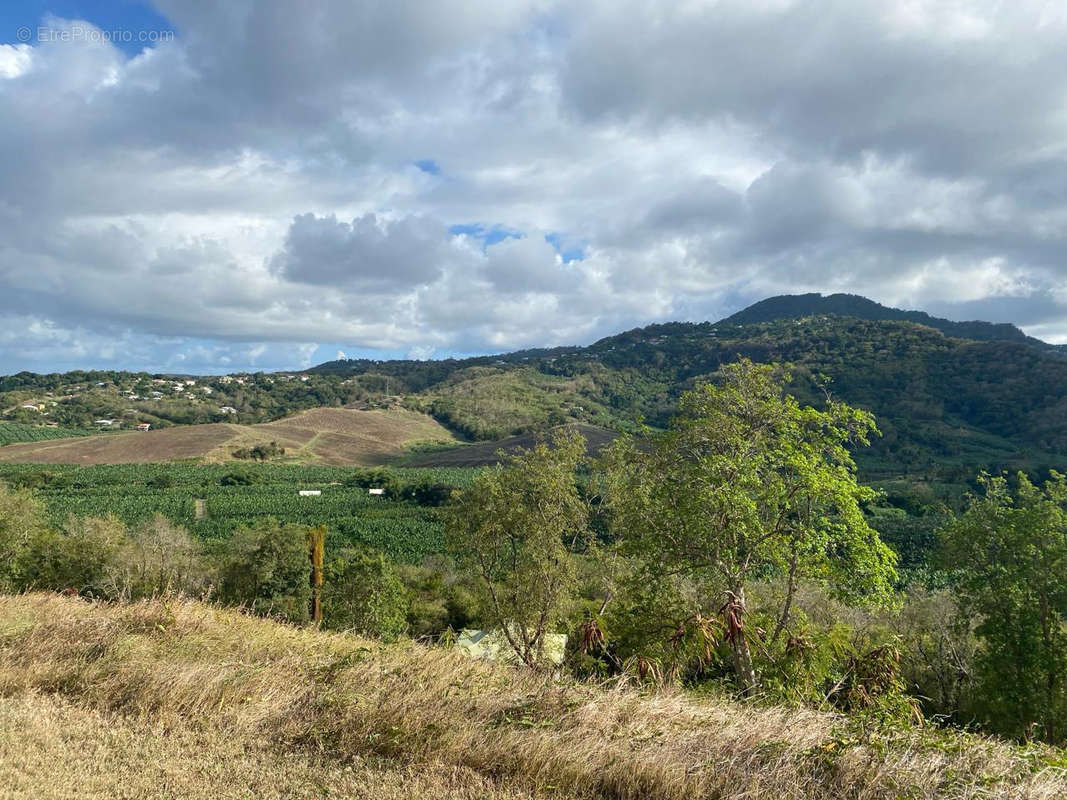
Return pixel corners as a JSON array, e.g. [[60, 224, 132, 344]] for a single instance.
[[0, 408, 457, 466]]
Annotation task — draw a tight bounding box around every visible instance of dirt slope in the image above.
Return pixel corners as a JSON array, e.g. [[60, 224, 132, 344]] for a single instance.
[[0, 408, 457, 466]]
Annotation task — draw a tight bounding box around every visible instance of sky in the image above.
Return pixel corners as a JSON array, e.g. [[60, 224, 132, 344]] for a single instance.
[[2, 1, 1067, 374]]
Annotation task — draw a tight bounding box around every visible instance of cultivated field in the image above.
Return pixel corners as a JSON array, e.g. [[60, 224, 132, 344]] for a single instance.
[[2, 593, 1063, 800], [0, 408, 458, 466]]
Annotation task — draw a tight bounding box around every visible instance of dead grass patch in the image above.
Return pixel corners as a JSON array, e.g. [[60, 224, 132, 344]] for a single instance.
[[0, 593, 1064, 800]]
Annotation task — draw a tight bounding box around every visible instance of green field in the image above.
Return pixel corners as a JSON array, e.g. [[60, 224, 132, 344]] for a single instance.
[[0, 463, 480, 562], [0, 424, 90, 446]]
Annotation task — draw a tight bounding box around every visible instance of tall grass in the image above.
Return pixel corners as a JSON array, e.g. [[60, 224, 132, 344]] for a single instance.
[[1, 593, 1064, 799]]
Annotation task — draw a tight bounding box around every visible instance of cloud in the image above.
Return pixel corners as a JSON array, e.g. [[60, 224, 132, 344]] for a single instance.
[[271, 213, 451, 289], [1, 1, 1067, 373]]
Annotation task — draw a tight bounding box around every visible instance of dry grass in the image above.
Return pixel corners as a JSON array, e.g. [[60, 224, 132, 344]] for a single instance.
[[0, 693, 545, 799], [0, 408, 457, 466], [1, 593, 1064, 800]]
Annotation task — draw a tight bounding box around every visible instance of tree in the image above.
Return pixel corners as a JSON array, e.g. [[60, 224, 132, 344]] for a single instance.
[[113, 514, 208, 599], [217, 519, 311, 623], [14, 514, 127, 597], [323, 549, 409, 641], [0, 483, 49, 591], [446, 429, 589, 668], [604, 360, 896, 692], [940, 472, 1067, 743]]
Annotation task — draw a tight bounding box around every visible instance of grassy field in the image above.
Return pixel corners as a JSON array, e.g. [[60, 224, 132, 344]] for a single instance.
[[0, 408, 458, 466], [1, 593, 1064, 800], [0, 693, 543, 800]]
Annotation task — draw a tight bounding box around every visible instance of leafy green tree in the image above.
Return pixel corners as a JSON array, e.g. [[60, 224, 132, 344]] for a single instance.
[[446, 429, 589, 667], [604, 360, 896, 692], [323, 549, 408, 641], [940, 472, 1067, 743], [0, 483, 50, 591], [14, 514, 127, 597], [217, 519, 311, 623]]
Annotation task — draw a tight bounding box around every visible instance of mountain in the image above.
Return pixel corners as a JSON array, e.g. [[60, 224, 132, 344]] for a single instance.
[[5, 295, 1067, 500], [718, 292, 1058, 350]]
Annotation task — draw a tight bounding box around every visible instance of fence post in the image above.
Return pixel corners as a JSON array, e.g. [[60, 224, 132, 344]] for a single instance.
[[307, 525, 325, 626]]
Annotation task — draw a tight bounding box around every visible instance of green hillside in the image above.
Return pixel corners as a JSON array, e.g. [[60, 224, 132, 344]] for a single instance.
[[4, 295, 1067, 495], [719, 292, 1061, 352]]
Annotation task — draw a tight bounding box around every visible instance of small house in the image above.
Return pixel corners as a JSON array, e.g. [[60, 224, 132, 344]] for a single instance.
[[368, 488, 385, 496], [136, 423, 151, 432], [298, 490, 322, 497], [218, 406, 238, 415]]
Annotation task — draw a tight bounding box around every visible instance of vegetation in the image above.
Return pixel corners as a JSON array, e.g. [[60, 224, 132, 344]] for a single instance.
[[232, 440, 285, 461], [719, 292, 1055, 350], [604, 360, 897, 692], [0, 463, 472, 563], [8, 295, 1067, 503], [941, 472, 1067, 743], [447, 429, 589, 666], [7, 297, 1067, 771], [1, 693, 538, 800], [3, 593, 1065, 800], [0, 423, 90, 445]]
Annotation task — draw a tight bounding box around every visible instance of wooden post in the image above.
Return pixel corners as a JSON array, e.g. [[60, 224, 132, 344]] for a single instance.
[[307, 525, 325, 626]]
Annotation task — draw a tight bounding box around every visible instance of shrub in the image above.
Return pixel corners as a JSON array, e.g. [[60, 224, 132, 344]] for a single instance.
[[216, 519, 311, 623], [114, 514, 210, 599], [13, 514, 126, 597], [323, 549, 408, 641], [0, 483, 49, 591], [219, 471, 263, 486]]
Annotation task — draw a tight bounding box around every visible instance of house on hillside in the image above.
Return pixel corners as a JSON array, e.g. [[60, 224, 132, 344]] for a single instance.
[[136, 423, 151, 432], [94, 419, 116, 427], [218, 406, 237, 415]]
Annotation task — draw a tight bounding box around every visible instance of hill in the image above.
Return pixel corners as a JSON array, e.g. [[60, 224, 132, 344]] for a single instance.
[[403, 423, 620, 467], [4, 294, 1067, 492], [718, 292, 1059, 351], [0, 408, 456, 466], [2, 593, 1063, 800]]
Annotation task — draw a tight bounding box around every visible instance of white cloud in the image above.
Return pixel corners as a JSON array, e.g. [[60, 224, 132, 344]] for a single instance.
[[2, 0, 1067, 373]]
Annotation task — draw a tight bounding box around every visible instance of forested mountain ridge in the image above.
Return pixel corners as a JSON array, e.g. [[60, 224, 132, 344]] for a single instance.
[[718, 292, 1062, 352], [4, 296, 1067, 492]]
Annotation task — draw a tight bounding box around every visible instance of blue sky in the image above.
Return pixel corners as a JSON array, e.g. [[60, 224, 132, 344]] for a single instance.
[[1, 1, 1066, 374], [0, 1, 174, 54]]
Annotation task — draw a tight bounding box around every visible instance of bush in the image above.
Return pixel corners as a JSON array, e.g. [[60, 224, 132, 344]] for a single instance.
[[13, 515, 126, 597], [323, 549, 408, 641], [114, 514, 210, 599], [0, 483, 50, 591], [219, 471, 263, 486], [343, 468, 397, 490], [232, 441, 285, 461], [216, 519, 311, 623]]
